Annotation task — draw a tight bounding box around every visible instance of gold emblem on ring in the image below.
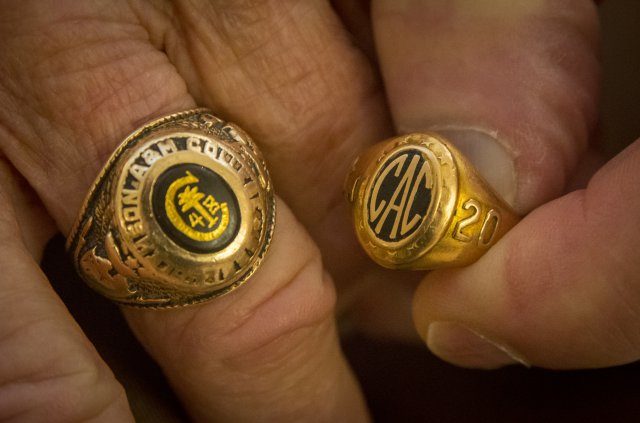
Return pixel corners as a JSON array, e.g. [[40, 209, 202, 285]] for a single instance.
[[165, 170, 230, 242]]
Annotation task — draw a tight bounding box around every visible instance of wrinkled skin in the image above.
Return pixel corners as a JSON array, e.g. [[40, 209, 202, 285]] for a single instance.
[[1, 0, 638, 421]]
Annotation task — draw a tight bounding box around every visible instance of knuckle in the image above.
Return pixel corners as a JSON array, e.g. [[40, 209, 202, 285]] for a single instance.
[[0, 11, 191, 220], [196, 249, 335, 361], [155, 213, 336, 367], [144, 246, 339, 404], [180, 0, 376, 149]]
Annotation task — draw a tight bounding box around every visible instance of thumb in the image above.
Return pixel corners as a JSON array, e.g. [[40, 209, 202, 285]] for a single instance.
[[413, 140, 640, 369], [372, 0, 603, 368], [372, 0, 600, 214]]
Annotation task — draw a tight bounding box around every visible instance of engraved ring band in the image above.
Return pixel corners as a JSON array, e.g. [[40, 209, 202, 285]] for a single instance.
[[67, 109, 276, 308]]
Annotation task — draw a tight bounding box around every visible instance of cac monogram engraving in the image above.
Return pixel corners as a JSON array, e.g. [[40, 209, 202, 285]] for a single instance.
[[367, 150, 433, 242]]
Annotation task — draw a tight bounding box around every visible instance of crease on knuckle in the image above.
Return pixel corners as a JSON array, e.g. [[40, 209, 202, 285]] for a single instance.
[[176, 245, 335, 366], [179, 0, 375, 146], [0, 16, 191, 195]]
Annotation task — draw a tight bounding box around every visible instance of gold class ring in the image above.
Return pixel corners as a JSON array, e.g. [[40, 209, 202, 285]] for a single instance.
[[67, 109, 276, 308], [345, 133, 519, 270]]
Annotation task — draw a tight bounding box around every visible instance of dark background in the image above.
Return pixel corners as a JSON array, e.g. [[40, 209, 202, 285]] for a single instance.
[[43, 1, 640, 421]]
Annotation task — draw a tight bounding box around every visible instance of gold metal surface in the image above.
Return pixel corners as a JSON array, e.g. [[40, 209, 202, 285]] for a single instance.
[[67, 109, 276, 307], [345, 133, 519, 270]]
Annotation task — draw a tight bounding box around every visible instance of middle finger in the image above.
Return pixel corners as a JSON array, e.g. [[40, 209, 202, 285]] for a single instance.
[[151, 0, 392, 281]]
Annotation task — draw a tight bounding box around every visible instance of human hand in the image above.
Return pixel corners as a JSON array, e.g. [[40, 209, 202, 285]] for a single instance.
[[370, 0, 640, 371], [0, 0, 378, 420], [0, 0, 632, 420]]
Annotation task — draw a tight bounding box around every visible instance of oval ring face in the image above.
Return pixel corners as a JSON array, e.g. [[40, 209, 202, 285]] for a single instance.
[[350, 134, 458, 267], [114, 131, 273, 295], [152, 163, 240, 253], [366, 149, 433, 243]]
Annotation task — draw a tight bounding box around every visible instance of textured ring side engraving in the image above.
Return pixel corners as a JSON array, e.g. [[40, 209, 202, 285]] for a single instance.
[[67, 109, 275, 308]]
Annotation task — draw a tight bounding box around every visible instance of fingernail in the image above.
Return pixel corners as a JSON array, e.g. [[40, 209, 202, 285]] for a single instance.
[[426, 322, 530, 369], [429, 127, 517, 207]]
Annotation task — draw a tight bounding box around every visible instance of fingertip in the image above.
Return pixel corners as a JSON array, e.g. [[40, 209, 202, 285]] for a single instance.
[[410, 164, 640, 369]]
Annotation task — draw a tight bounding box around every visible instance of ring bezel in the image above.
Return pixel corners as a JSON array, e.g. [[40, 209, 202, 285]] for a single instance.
[[113, 132, 258, 293], [352, 133, 458, 267]]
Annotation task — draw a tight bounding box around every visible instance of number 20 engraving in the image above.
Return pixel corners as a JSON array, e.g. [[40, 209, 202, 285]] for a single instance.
[[453, 199, 501, 247]]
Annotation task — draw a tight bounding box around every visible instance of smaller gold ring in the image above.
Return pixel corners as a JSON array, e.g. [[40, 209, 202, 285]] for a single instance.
[[345, 133, 519, 270], [67, 109, 276, 308]]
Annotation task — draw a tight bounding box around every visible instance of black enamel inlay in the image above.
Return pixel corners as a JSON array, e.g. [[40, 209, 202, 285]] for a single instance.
[[152, 164, 240, 254], [367, 149, 432, 242]]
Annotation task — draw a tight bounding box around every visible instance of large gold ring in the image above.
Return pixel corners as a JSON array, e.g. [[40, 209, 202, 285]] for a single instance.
[[67, 109, 276, 308], [345, 133, 519, 270]]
